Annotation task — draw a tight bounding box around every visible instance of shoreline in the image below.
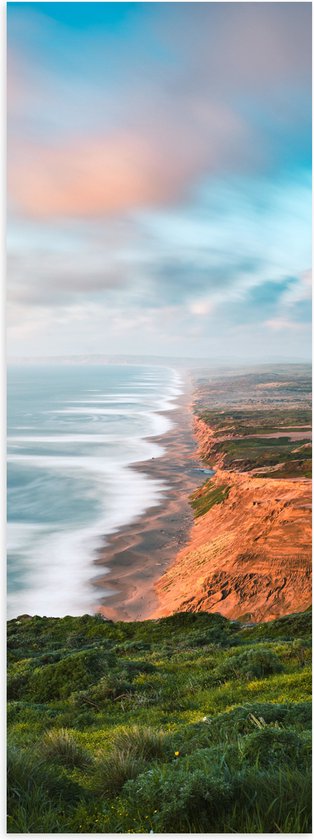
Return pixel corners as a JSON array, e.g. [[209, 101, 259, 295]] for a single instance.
[[91, 371, 205, 621], [154, 414, 312, 623]]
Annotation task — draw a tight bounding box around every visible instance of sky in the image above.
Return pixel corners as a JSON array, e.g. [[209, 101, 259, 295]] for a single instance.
[[7, 2, 312, 361]]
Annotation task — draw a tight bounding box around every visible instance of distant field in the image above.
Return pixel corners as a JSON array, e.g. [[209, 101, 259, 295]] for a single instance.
[[197, 408, 312, 436], [194, 368, 312, 479], [211, 433, 311, 475]]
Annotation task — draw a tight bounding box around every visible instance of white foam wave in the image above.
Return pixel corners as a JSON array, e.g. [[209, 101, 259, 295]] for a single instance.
[[46, 407, 142, 415], [7, 366, 183, 618], [7, 464, 166, 618], [66, 397, 145, 404]]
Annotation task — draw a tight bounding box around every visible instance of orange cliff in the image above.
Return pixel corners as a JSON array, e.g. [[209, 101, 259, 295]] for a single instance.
[[152, 417, 312, 622]]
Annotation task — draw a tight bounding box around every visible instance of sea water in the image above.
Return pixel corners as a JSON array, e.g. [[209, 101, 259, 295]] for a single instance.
[[7, 364, 182, 618]]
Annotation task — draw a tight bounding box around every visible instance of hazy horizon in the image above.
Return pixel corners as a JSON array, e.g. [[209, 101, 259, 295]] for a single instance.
[[8, 354, 312, 368]]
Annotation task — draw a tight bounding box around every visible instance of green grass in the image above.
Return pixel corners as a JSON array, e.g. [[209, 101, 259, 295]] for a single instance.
[[195, 399, 312, 478], [41, 727, 92, 769], [7, 609, 312, 833], [191, 480, 230, 517], [196, 407, 312, 437], [209, 436, 312, 474], [258, 460, 312, 479]]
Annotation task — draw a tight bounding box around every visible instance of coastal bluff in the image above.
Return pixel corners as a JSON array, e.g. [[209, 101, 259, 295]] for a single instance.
[[153, 371, 312, 623]]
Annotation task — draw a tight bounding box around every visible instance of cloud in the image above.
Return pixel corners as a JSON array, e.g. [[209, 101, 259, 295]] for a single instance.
[[7, 3, 311, 220], [7, 249, 128, 307], [261, 270, 312, 333], [7, 174, 311, 331], [279, 269, 312, 307], [189, 298, 216, 317], [6, 3, 311, 361], [8, 106, 250, 219], [264, 317, 301, 331]]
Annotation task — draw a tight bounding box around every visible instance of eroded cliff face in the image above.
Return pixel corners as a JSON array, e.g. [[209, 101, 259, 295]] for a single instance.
[[153, 417, 312, 622]]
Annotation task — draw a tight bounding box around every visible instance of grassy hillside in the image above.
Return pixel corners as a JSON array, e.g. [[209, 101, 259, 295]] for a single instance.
[[7, 609, 312, 833]]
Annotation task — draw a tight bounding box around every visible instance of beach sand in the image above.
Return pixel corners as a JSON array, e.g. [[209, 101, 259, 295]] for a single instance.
[[91, 372, 205, 621]]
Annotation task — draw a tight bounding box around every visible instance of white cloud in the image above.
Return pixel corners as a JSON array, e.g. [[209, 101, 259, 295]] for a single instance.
[[279, 269, 312, 307], [264, 317, 301, 331], [189, 298, 216, 317]]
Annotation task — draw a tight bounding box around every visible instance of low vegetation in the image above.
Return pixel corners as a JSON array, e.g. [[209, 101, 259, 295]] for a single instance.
[[7, 609, 312, 833], [197, 407, 312, 437], [211, 435, 312, 475], [190, 480, 230, 518], [194, 368, 312, 479]]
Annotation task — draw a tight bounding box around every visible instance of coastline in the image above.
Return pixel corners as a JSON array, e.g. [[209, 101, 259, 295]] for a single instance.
[[153, 414, 312, 623], [91, 371, 204, 621]]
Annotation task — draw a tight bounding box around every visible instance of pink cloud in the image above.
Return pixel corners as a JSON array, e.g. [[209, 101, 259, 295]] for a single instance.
[[7, 3, 310, 220], [8, 106, 250, 218]]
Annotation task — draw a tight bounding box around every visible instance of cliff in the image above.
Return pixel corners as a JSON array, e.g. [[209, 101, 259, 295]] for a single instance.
[[153, 416, 312, 622]]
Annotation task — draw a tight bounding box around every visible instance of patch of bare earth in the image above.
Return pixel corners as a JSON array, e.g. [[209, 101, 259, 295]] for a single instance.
[[152, 418, 311, 622]]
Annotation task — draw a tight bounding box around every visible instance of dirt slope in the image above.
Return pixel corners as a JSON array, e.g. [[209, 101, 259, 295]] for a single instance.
[[153, 418, 312, 622]]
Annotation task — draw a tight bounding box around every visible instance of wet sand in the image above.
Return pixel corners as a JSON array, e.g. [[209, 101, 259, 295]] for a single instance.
[[91, 371, 207, 621]]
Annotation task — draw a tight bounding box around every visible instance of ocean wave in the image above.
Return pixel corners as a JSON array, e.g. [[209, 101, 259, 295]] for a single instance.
[[7, 365, 182, 618]]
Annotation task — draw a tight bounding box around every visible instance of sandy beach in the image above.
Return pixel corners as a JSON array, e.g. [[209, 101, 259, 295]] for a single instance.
[[91, 371, 206, 621]]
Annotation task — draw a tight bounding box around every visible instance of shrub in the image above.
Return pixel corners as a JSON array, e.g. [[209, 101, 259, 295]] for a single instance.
[[27, 650, 105, 701], [73, 671, 134, 708], [200, 701, 312, 743], [65, 801, 106, 833], [119, 763, 233, 833], [7, 660, 33, 700], [240, 610, 312, 642], [291, 638, 311, 666], [41, 728, 92, 769], [114, 640, 151, 654], [242, 726, 311, 769], [109, 752, 312, 834], [123, 658, 156, 674], [217, 647, 283, 682]]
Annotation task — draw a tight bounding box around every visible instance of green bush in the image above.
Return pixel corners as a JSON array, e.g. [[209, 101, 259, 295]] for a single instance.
[[26, 650, 105, 701], [115, 640, 151, 654], [242, 726, 311, 769], [118, 763, 233, 832], [108, 755, 312, 833], [7, 660, 33, 700], [216, 646, 283, 681], [123, 658, 156, 674], [73, 671, 134, 708], [201, 701, 312, 742], [239, 610, 312, 642]]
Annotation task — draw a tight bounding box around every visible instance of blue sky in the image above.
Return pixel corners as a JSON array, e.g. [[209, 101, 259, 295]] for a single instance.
[[7, 2, 312, 360]]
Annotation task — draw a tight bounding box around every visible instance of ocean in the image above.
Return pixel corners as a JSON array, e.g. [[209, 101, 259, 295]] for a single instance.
[[7, 364, 182, 618]]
